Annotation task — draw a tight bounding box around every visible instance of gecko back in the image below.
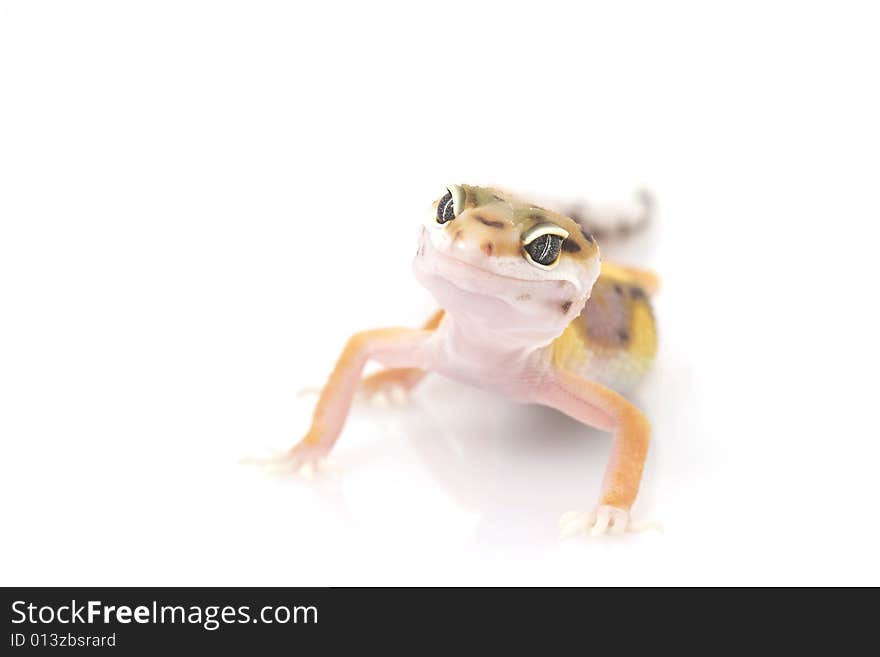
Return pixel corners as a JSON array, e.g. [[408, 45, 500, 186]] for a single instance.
[[552, 261, 657, 392]]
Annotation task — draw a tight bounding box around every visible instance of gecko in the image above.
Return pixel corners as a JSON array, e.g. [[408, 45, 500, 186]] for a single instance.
[[280, 184, 658, 537]]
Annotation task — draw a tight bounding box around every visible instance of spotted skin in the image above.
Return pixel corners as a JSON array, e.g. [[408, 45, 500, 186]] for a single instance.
[[553, 269, 658, 392]]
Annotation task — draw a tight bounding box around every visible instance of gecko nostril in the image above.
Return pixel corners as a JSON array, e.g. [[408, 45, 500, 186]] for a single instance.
[[481, 242, 494, 256]]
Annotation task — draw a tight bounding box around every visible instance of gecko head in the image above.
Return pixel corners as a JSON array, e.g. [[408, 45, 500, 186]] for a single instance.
[[413, 184, 601, 341]]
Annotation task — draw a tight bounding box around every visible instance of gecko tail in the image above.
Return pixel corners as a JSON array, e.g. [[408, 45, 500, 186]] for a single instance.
[[567, 187, 655, 243]]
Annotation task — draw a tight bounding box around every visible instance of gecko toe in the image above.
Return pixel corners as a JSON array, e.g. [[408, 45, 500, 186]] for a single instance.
[[388, 385, 408, 405], [371, 391, 391, 407], [558, 511, 594, 539], [242, 441, 329, 478], [558, 506, 641, 538], [591, 507, 613, 535]]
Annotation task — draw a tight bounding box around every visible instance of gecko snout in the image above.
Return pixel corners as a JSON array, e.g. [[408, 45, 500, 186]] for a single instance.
[[446, 211, 514, 261]]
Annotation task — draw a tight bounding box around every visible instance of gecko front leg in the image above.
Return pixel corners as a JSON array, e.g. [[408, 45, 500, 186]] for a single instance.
[[536, 365, 651, 537], [282, 327, 433, 474]]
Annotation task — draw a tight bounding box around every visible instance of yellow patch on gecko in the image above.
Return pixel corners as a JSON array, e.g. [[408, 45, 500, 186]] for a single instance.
[[552, 263, 658, 391]]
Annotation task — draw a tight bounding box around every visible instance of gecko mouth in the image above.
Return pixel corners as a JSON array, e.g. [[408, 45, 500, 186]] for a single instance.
[[413, 233, 581, 323]]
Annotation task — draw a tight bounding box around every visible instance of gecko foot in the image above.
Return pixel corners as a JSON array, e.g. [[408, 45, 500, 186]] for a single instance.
[[240, 440, 330, 478], [558, 506, 630, 538], [558, 506, 663, 538], [358, 367, 425, 407], [359, 378, 410, 406]]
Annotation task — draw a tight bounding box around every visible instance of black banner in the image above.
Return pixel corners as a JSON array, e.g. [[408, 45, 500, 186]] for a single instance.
[[1, 586, 867, 652]]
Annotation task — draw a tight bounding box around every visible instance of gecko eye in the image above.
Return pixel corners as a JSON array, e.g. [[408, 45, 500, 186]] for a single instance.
[[436, 185, 464, 224], [522, 223, 569, 269]]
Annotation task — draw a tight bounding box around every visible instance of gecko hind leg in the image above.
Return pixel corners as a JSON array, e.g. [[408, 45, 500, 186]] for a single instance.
[[360, 367, 427, 406], [299, 372, 424, 406], [293, 310, 443, 405], [359, 309, 444, 406]]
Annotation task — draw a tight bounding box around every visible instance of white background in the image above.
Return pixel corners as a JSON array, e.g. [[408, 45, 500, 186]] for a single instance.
[[2, 1, 878, 586]]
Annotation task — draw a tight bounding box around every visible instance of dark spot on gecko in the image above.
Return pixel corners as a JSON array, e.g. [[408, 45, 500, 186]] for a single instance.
[[579, 227, 595, 243], [481, 242, 494, 256], [561, 240, 581, 253], [561, 300, 573, 313], [527, 212, 545, 221], [475, 216, 505, 229], [618, 330, 630, 342], [516, 293, 531, 301], [613, 284, 624, 295], [629, 286, 646, 300], [491, 193, 505, 202]]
